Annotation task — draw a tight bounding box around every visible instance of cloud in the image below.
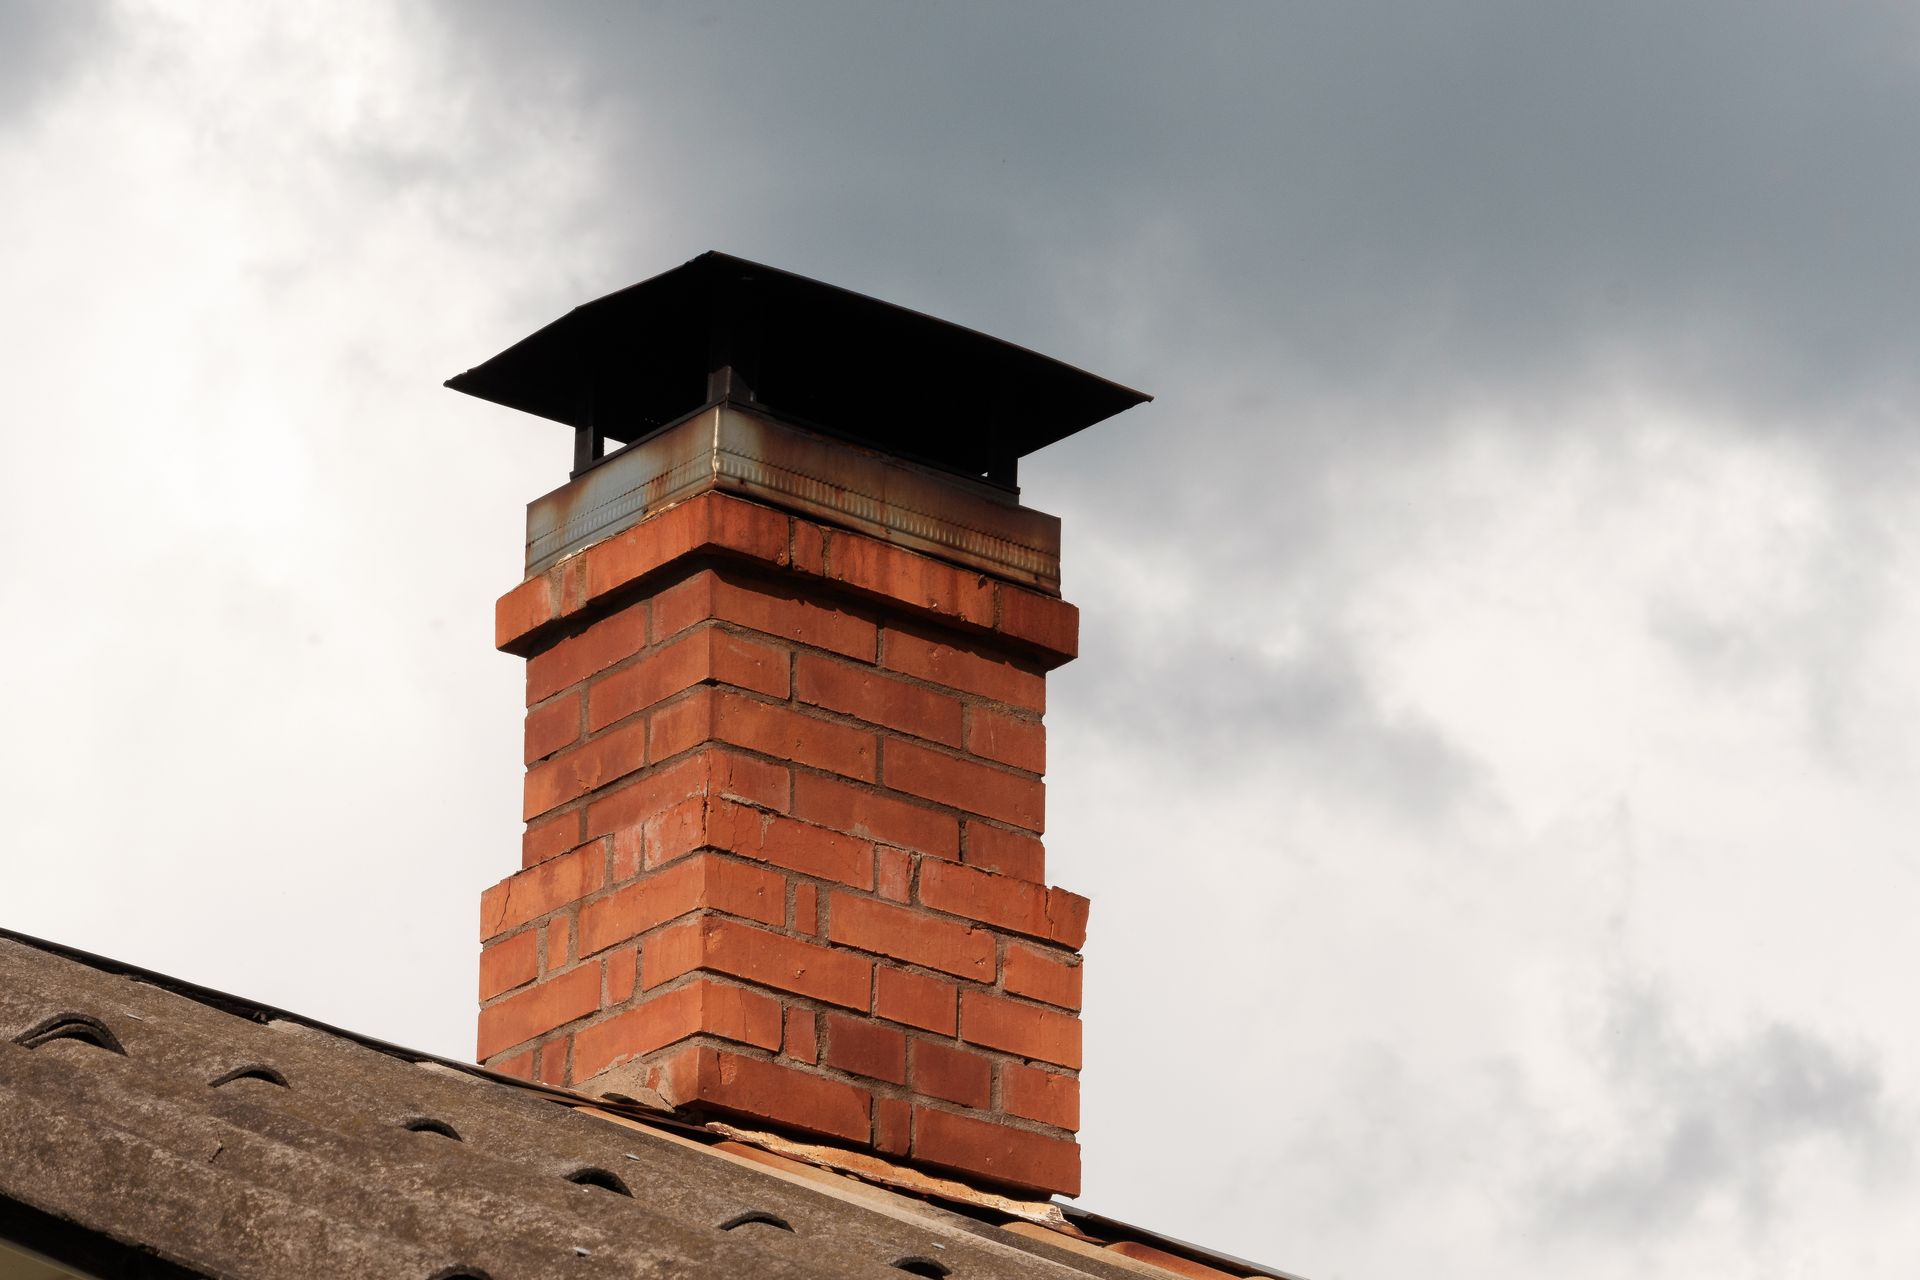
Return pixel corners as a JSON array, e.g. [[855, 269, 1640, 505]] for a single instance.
[[8, 6, 1920, 1278], [1067, 624, 1485, 822], [0, 0, 105, 126], [1537, 981, 1906, 1239], [441, 0, 1920, 445]]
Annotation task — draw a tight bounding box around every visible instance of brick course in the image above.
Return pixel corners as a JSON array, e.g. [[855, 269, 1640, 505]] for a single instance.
[[912, 1105, 1080, 1198]]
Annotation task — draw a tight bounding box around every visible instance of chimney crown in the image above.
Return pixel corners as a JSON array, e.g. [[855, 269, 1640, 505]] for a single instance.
[[444, 250, 1150, 488]]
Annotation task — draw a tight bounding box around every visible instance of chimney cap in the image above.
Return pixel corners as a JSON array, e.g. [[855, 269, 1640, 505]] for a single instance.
[[445, 251, 1150, 487]]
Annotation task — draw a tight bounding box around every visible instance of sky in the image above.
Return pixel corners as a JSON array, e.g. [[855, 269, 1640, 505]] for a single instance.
[[4, 2, 1918, 1276]]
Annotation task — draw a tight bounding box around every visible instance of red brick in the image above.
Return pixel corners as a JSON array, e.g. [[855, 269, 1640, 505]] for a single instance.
[[698, 794, 771, 855], [611, 825, 645, 881], [962, 822, 1044, 883], [476, 964, 601, 1059], [584, 749, 789, 841], [709, 628, 792, 698], [605, 947, 638, 1005], [577, 854, 785, 956], [706, 749, 793, 813], [523, 718, 648, 819], [525, 693, 582, 763], [648, 571, 720, 644], [579, 501, 706, 602], [792, 517, 827, 575], [874, 1095, 911, 1156], [492, 1048, 534, 1081], [965, 707, 1044, 774], [919, 860, 1049, 938], [994, 587, 1079, 664], [586, 629, 705, 731], [756, 813, 874, 889], [793, 881, 821, 935], [959, 990, 1081, 1069], [911, 1039, 992, 1109], [582, 492, 792, 602], [714, 574, 875, 661], [534, 1036, 571, 1086], [876, 846, 912, 903], [497, 574, 558, 654], [827, 893, 994, 983], [479, 930, 539, 1001], [481, 844, 606, 940], [695, 490, 795, 559], [882, 626, 1044, 710], [522, 810, 582, 869], [655, 795, 763, 866], [884, 740, 1044, 831], [542, 918, 570, 973], [632, 794, 706, 868], [557, 554, 591, 617], [785, 1007, 819, 1064], [795, 652, 964, 746], [1001, 1061, 1080, 1131], [640, 917, 704, 989], [643, 686, 715, 763], [1003, 942, 1082, 1011], [680, 915, 874, 1009], [527, 607, 650, 704], [653, 569, 876, 662], [624, 687, 727, 774], [791, 774, 958, 858], [911, 1105, 1079, 1197], [825, 534, 996, 629], [572, 978, 782, 1080], [713, 692, 876, 781], [875, 967, 958, 1035], [651, 1045, 871, 1143], [823, 1012, 907, 1085], [589, 625, 789, 732], [697, 799, 772, 859], [1046, 888, 1090, 949]]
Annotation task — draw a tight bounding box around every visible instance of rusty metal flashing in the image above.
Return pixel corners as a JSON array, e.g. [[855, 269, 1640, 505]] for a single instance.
[[1058, 1209, 1310, 1280], [699, 1121, 1067, 1227], [525, 402, 1065, 591]]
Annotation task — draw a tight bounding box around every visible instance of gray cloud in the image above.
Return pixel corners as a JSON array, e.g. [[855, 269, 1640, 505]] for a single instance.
[[1644, 480, 1906, 766], [8, 7, 1919, 1276], [444, 1, 1920, 438], [0, 0, 106, 125], [1537, 982, 1905, 1238], [430, 0, 1920, 741], [1064, 624, 1485, 822]]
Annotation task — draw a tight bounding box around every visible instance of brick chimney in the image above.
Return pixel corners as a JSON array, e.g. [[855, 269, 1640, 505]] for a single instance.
[[448, 253, 1147, 1198]]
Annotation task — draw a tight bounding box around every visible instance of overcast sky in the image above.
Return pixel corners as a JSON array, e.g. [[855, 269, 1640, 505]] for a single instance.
[[5, 3, 1919, 1276]]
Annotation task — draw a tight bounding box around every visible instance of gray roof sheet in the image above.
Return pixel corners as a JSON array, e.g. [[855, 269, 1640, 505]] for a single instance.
[[0, 931, 1295, 1280]]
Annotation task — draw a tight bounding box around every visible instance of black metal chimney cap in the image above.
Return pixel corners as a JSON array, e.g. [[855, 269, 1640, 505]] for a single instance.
[[444, 251, 1150, 487]]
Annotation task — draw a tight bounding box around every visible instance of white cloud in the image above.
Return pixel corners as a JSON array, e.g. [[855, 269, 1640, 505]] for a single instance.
[[4, 4, 1918, 1278], [0, 0, 610, 1051]]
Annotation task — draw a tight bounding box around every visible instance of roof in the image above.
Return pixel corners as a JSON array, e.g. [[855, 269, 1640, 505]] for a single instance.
[[0, 929, 1300, 1280], [443, 251, 1150, 485]]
